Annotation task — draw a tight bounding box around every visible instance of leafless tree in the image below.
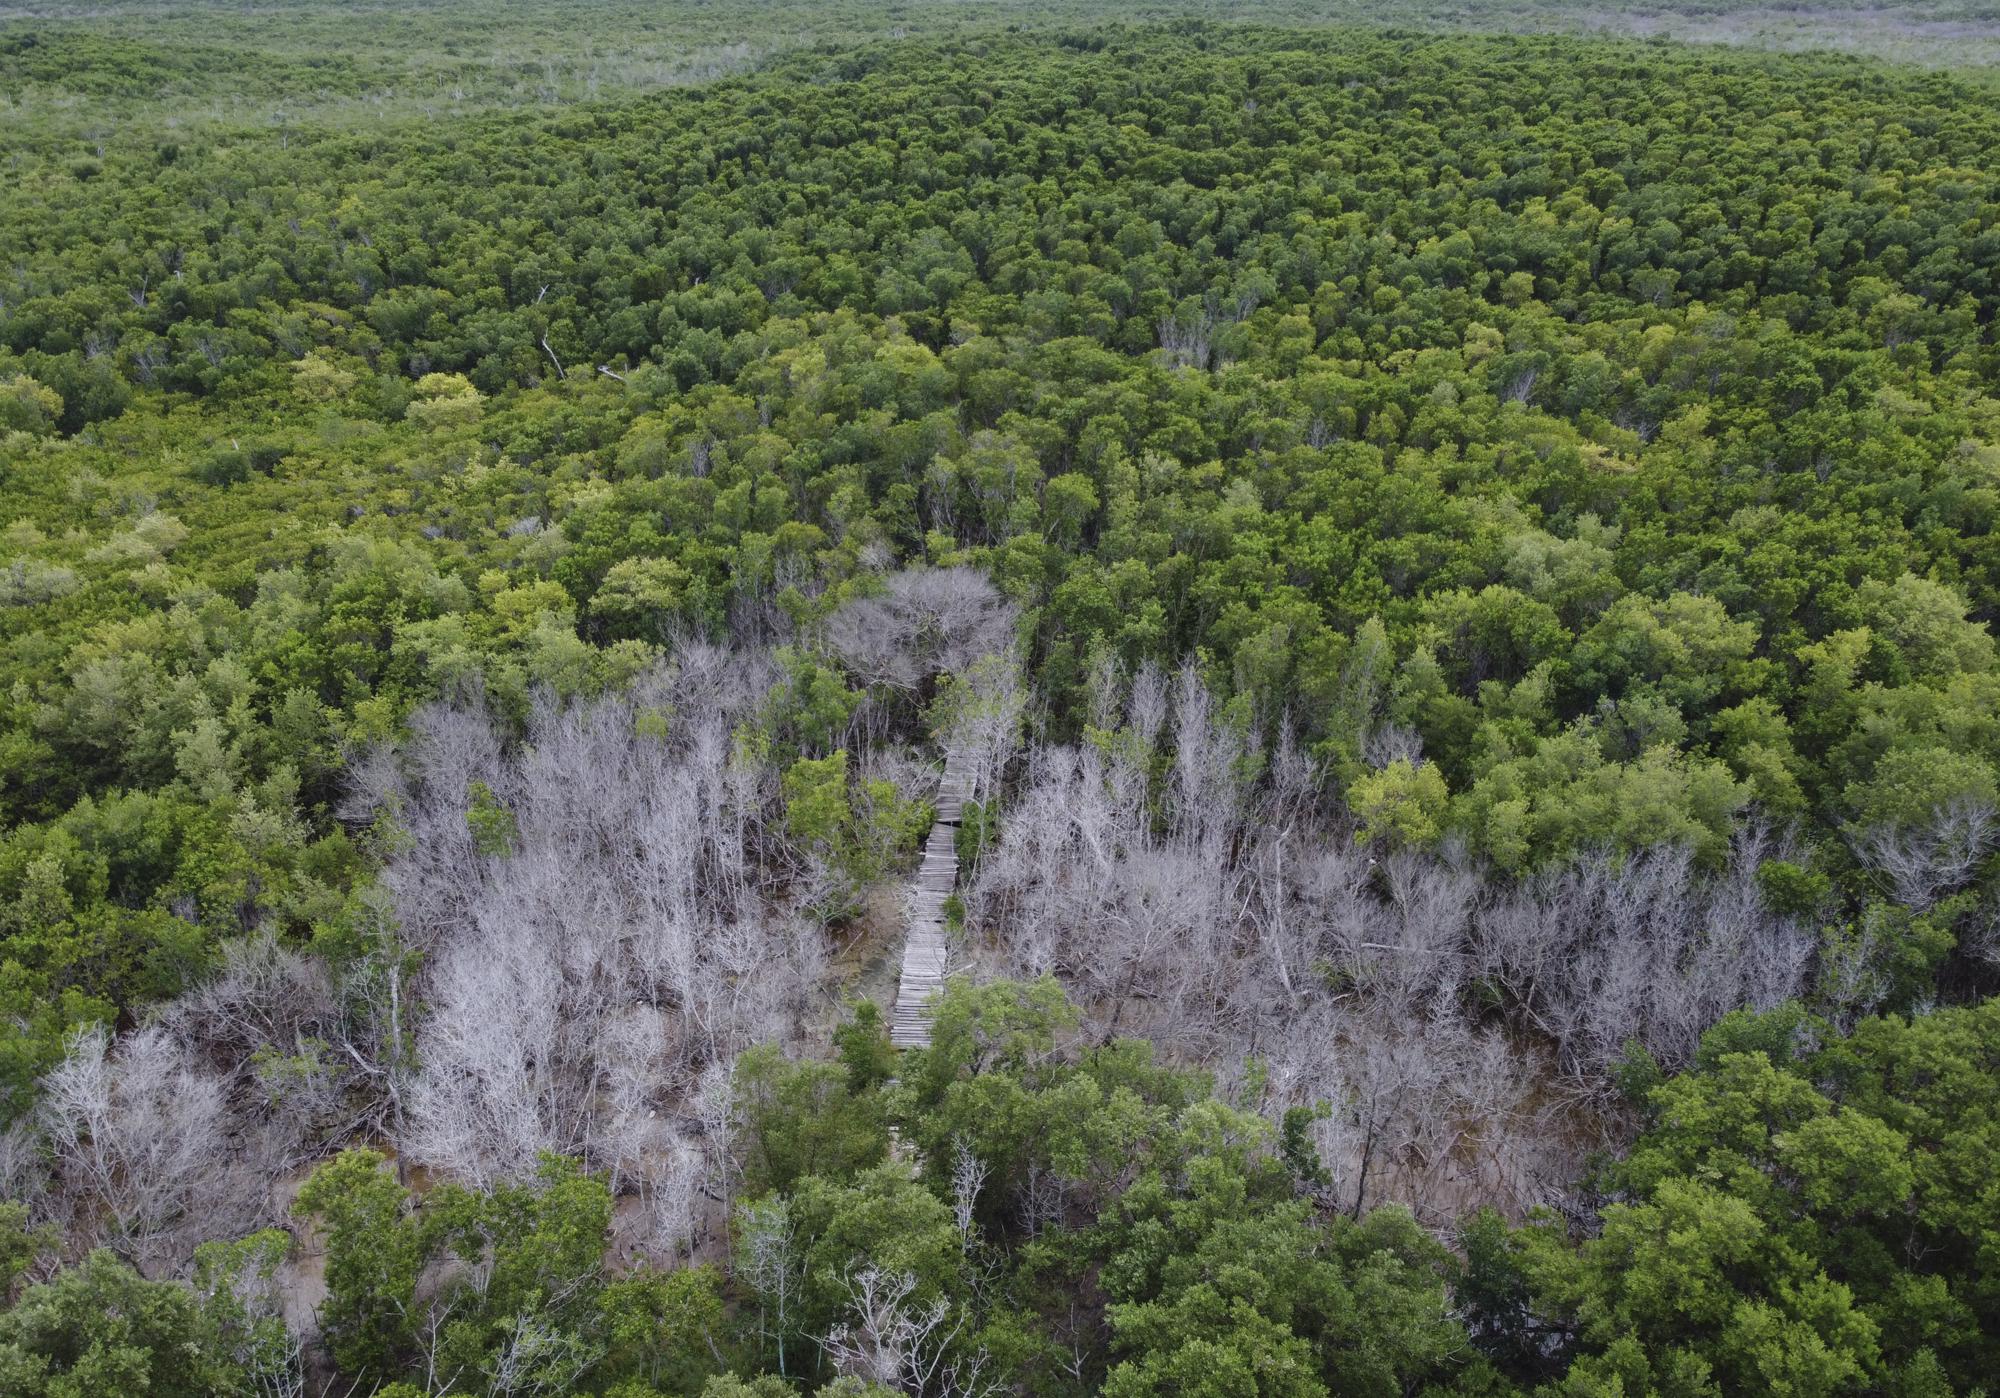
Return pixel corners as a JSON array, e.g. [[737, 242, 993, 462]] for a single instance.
[[1966, 900, 2000, 977], [1474, 830, 1815, 1084], [32, 1025, 250, 1274], [254, 1330, 306, 1398], [0, 1119, 50, 1238], [1169, 659, 1254, 856], [949, 1137, 989, 1253], [484, 1311, 602, 1398], [823, 1266, 926, 1390], [159, 932, 357, 1174], [737, 1196, 802, 1379], [822, 1266, 999, 1398], [1361, 721, 1424, 770], [338, 648, 830, 1199], [7, 922, 380, 1276], [967, 664, 1817, 1220], [1157, 305, 1215, 371], [940, 653, 1027, 817], [1852, 798, 1998, 911], [972, 675, 1251, 1055], [923, 459, 959, 540], [194, 1232, 305, 1398], [824, 566, 1017, 699], [1016, 1162, 1069, 1241], [1263, 1001, 1571, 1221]]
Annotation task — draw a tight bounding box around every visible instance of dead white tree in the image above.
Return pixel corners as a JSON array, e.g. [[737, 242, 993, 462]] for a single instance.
[[822, 1266, 999, 1398], [1157, 304, 1216, 371], [33, 1025, 245, 1274], [967, 661, 1818, 1220], [1474, 830, 1815, 1084], [737, 1196, 802, 1379], [159, 931, 357, 1175], [937, 652, 1027, 816], [1852, 798, 1998, 911], [970, 665, 1273, 1054], [339, 647, 829, 1195], [949, 1137, 989, 1253], [484, 1310, 601, 1398], [824, 566, 1018, 700], [1966, 901, 2000, 977]]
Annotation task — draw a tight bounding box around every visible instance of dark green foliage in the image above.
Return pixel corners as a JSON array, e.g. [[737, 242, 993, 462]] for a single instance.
[[1101, 1173, 1467, 1397], [0, 1250, 256, 1397], [2, 5, 1999, 1395], [734, 1042, 892, 1196], [295, 1146, 726, 1393], [6, 25, 2000, 1104], [720, 981, 2000, 1398], [293, 1148, 434, 1378], [0, 1205, 57, 1307], [1497, 1000, 2000, 1396], [833, 999, 898, 1094], [464, 778, 519, 858], [727, 980, 1495, 1396]]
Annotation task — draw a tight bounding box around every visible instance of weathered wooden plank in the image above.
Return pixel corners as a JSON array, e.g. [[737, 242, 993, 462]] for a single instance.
[[890, 743, 982, 1048]]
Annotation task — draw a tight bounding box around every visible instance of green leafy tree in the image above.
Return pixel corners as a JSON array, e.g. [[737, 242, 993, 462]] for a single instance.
[[1505, 1002, 2000, 1395], [295, 1148, 433, 1379], [734, 1042, 889, 1197], [0, 1251, 245, 1397]]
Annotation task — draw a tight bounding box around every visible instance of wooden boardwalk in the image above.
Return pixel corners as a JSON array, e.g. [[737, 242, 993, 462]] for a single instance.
[[889, 747, 972, 1048]]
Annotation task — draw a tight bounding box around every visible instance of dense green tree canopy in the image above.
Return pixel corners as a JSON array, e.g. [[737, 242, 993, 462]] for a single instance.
[[2, 6, 1998, 1395]]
